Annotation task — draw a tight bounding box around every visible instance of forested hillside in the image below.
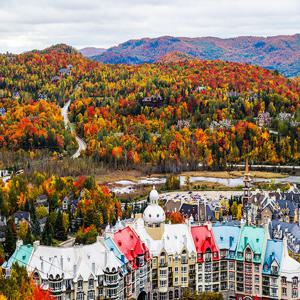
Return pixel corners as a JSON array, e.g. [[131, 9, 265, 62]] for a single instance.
[[0, 45, 299, 171]]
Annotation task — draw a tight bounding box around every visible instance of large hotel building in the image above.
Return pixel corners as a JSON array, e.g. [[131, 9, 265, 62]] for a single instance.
[[3, 187, 300, 300]]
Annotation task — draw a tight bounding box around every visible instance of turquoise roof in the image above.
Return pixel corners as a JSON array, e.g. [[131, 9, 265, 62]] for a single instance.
[[262, 239, 283, 275], [236, 226, 266, 262], [104, 236, 128, 275], [213, 224, 241, 259], [2, 244, 33, 269]]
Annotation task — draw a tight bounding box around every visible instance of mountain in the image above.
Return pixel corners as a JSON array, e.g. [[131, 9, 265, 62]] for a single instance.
[[79, 47, 105, 57], [29, 43, 78, 55], [92, 34, 300, 77]]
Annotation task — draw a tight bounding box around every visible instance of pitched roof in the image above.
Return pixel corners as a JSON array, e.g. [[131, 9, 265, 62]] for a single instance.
[[263, 239, 283, 275], [236, 226, 266, 262], [213, 224, 241, 253], [104, 236, 128, 275], [27, 240, 122, 281], [165, 199, 181, 213], [133, 219, 196, 257], [113, 226, 150, 270], [281, 238, 300, 281], [191, 224, 219, 262], [2, 243, 33, 269]]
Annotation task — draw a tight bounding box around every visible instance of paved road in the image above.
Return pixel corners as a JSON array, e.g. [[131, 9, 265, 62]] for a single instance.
[[61, 100, 86, 159]]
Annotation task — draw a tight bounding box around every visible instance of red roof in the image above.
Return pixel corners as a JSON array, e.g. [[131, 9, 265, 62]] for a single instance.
[[191, 225, 219, 262], [113, 226, 150, 270]]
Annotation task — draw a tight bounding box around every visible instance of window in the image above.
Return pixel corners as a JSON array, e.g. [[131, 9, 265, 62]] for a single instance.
[[255, 285, 259, 294], [160, 279, 167, 287], [282, 287, 287, 296], [181, 266, 187, 274], [169, 291, 173, 300], [160, 292, 167, 300], [174, 277, 179, 285], [77, 280, 83, 290], [255, 275, 259, 284], [182, 277, 187, 284], [88, 278, 94, 289], [229, 261, 235, 270], [76, 292, 84, 300], [282, 277, 287, 285], [229, 272, 235, 281], [292, 288, 298, 298], [175, 267, 178, 274], [271, 265, 278, 274], [160, 269, 167, 277], [293, 277, 298, 286], [271, 287, 277, 296], [175, 290, 179, 299], [254, 265, 260, 273], [205, 274, 211, 282], [271, 277, 277, 285], [88, 290, 95, 300]]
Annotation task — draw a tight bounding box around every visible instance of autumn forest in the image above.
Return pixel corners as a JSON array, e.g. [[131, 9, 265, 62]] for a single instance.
[[0, 44, 299, 172]]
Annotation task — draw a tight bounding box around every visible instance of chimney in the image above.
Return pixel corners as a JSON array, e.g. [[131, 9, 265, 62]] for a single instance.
[[229, 236, 234, 248], [60, 256, 63, 270], [184, 234, 188, 247], [240, 218, 246, 229], [104, 250, 108, 267], [264, 218, 271, 239], [16, 239, 23, 249], [92, 262, 95, 274], [121, 254, 125, 263], [283, 236, 288, 258], [33, 240, 40, 251], [40, 257, 44, 272], [73, 264, 77, 276]]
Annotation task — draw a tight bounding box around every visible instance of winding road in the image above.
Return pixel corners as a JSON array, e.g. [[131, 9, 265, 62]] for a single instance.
[[61, 100, 87, 159]]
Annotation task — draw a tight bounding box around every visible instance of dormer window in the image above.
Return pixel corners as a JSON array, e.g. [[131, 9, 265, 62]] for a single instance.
[[88, 278, 94, 289], [293, 277, 298, 286], [271, 265, 278, 275], [245, 248, 252, 261], [78, 279, 83, 289]]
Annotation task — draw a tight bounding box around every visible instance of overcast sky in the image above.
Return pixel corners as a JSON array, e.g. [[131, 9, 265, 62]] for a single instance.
[[0, 0, 299, 53]]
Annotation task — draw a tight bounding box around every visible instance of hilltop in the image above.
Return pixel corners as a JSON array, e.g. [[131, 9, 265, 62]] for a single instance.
[[90, 34, 300, 77]]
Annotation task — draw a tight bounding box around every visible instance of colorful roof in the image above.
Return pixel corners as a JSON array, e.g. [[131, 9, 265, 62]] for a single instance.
[[263, 239, 283, 275], [191, 225, 219, 262], [113, 226, 150, 270], [2, 243, 33, 269], [104, 236, 128, 274], [236, 226, 266, 262], [213, 224, 240, 258]]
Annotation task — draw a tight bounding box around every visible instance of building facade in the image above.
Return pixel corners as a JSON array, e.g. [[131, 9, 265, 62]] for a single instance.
[[4, 187, 300, 300]]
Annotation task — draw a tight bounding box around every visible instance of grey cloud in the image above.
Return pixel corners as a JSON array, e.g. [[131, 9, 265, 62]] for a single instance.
[[0, 0, 299, 53]]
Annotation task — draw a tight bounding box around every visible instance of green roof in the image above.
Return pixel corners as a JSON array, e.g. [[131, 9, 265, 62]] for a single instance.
[[236, 226, 266, 262], [2, 244, 33, 269]]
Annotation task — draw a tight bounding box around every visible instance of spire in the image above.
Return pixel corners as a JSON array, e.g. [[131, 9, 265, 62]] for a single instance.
[[245, 156, 249, 176]]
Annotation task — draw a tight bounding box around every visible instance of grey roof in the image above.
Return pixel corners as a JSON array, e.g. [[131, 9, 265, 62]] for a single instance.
[[277, 199, 297, 217], [165, 200, 181, 213], [14, 211, 30, 221], [270, 220, 300, 241]]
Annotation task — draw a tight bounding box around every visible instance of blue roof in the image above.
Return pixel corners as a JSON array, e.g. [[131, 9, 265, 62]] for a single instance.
[[104, 236, 128, 274], [2, 244, 33, 269], [263, 239, 283, 275], [213, 224, 241, 257]]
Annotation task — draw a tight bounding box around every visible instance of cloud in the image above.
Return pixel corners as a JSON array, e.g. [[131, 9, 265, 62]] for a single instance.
[[0, 0, 299, 53]]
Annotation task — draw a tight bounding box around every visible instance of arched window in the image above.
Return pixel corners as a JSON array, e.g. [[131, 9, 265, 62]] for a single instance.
[[169, 290, 173, 299]]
